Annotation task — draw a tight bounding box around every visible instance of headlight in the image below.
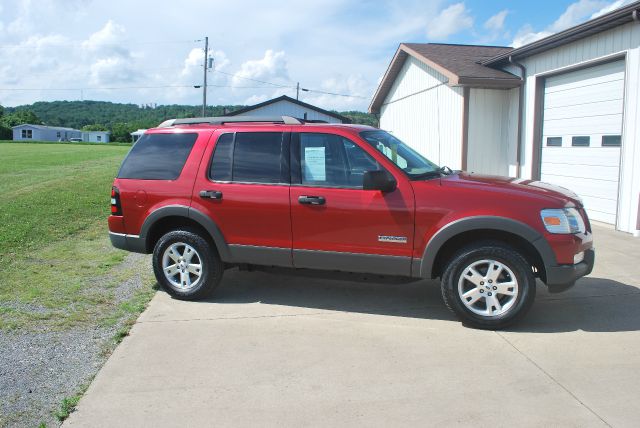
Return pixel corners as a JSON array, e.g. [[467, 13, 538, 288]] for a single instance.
[[540, 208, 586, 234]]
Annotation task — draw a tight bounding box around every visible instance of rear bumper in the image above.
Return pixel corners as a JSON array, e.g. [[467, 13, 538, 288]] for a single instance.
[[109, 232, 147, 254], [545, 248, 595, 293]]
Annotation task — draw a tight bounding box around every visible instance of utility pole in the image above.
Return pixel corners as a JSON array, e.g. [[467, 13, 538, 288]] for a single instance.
[[296, 82, 300, 100], [202, 36, 208, 116]]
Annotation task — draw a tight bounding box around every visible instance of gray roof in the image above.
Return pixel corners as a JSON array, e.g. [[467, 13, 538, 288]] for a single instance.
[[228, 95, 351, 123], [369, 43, 521, 113], [11, 123, 80, 131], [402, 43, 518, 82]]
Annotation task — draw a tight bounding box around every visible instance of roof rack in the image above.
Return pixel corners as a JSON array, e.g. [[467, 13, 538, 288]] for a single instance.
[[157, 115, 303, 128]]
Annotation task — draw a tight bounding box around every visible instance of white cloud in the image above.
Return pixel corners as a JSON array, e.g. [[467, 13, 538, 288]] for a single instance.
[[82, 20, 128, 57], [303, 74, 370, 111], [511, 0, 625, 48], [232, 50, 290, 87], [512, 25, 553, 48], [484, 10, 508, 31], [244, 94, 270, 105], [590, 0, 634, 18], [210, 50, 230, 73], [89, 57, 137, 85], [0, 0, 447, 110], [550, 0, 607, 32], [83, 21, 140, 85], [426, 3, 474, 40]]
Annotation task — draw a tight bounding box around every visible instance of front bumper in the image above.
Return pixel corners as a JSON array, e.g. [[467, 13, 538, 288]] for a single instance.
[[545, 248, 595, 293]]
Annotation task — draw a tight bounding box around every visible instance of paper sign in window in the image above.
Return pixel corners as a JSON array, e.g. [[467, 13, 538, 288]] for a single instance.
[[304, 146, 326, 181]]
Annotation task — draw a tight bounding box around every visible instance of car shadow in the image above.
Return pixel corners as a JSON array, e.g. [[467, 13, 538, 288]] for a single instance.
[[165, 269, 640, 333], [506, 277, 640, 333]]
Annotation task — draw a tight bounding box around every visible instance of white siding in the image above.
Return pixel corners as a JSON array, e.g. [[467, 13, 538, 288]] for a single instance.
[[379, 56, 463, 169], [238, 100, 344, 123], [518, 21, 640, 233], [82, 131, 110, 143], [12, 125, 81, 142], [467, 88, 519, 176]]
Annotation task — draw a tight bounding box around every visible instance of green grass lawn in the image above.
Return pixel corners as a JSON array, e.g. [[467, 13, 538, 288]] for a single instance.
[[0, 142, 154, 331]]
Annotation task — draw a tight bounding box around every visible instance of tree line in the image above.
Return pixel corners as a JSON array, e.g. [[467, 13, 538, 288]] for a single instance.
[[0, 101, 378, 142]]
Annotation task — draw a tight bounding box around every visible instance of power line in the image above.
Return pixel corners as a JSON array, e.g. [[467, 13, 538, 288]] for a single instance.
[[212, 70, 294, 88], [302, 88, 369, 99], [0, 83, 284, 91], [0, 39, 202, 49], [212, 70, 366, 99]]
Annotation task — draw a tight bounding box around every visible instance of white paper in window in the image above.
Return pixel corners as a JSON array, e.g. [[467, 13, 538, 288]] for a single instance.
[[304, 146, 326, 181]]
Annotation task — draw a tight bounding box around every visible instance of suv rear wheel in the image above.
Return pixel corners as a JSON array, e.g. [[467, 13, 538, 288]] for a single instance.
[[440, 241, 536, 329], [152, 229, 223, 300]]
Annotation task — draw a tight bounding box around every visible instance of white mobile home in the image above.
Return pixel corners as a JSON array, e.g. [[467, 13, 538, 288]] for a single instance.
[[12, 124, 81, 142], [370, 2, 640, 235], [82, 131, 110, 143]]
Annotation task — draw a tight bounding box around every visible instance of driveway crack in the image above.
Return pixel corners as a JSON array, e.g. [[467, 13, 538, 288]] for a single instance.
[[495, 331, 611, 428]]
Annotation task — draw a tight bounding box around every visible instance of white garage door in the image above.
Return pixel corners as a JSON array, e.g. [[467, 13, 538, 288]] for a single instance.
[[541, 60, 625, 225]]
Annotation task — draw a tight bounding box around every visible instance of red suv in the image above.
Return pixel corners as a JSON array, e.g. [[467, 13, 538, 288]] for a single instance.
[[108, 116, 594, 329]]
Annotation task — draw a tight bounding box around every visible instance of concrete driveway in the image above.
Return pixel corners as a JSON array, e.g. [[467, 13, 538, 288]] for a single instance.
[[65, 225, 640, 427]]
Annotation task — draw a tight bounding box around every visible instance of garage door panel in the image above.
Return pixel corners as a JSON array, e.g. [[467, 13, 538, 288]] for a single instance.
[[543, 99, 623, 121], [540, 163, 619, 182], [539, 174, 619, 201], [582, 207, 616, 224], [541, 60, 624, 225], [542, 114, 622, 136], [545, 61, 625, 92], [544, 81, 624, 108], [540, 147, 620, 164]]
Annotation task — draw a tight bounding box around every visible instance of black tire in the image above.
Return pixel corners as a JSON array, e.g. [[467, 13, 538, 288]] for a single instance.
[[152, 228, 223, 300], [440, 241, 536, 329]]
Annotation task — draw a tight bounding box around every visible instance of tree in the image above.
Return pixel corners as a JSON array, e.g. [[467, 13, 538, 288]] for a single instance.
[[110, 122, 136, 143], [81, 124, 109, 131], [0, 109, 43, 140], [1, 110, 42, 127]]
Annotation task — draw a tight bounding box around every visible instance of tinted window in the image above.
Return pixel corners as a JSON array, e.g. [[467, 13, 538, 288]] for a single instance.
[[209, 133, 233, 181], [360, 130, 439, 178], [118, 133, 198, 180], [299, 133, 381, 188], [546, 137, 562, 147], [572, 136, 590, 147], [602, 135, 621, 147], [232, 132, 284, 183]]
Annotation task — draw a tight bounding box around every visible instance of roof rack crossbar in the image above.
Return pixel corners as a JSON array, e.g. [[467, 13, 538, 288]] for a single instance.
[[158, 115, 303, 127]]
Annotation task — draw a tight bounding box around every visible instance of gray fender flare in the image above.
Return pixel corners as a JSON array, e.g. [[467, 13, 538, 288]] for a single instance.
[[139, 205, 231, 261], [417, 216, 557, 279]]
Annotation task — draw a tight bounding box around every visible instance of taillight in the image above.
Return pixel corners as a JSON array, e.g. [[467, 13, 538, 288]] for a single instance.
[[111, 187, 123, 216]]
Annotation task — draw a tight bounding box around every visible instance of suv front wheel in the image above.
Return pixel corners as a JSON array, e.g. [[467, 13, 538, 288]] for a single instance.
[[440, 241, 536, 329], [152, 229, 223, 300]]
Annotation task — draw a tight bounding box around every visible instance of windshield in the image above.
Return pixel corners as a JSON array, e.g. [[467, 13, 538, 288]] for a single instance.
[[359, 130, 440, 179]]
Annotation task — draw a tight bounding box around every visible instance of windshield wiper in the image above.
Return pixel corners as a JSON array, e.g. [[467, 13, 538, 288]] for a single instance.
[[411, 170, 442, 180], [411, 166, 454, 180]]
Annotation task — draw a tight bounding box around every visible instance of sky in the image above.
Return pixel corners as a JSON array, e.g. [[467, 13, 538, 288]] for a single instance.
[[0, 0, 634, 111]]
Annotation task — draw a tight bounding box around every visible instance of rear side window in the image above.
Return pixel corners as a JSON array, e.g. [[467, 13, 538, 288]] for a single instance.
[[209, 132, 286, 184], [209, 133, 233, 181], [118, 133, 198, 180]]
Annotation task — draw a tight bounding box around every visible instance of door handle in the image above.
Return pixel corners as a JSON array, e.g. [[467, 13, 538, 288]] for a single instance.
[[199, 190, 223, 200], [298, 195, 325, 205]]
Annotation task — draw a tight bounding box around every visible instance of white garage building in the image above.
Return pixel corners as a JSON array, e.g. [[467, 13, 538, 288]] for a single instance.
[[370, 2, 640, 235]]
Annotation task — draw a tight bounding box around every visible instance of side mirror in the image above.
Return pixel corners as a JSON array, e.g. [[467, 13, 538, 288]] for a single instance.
[[363, 170, 397, 193]]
